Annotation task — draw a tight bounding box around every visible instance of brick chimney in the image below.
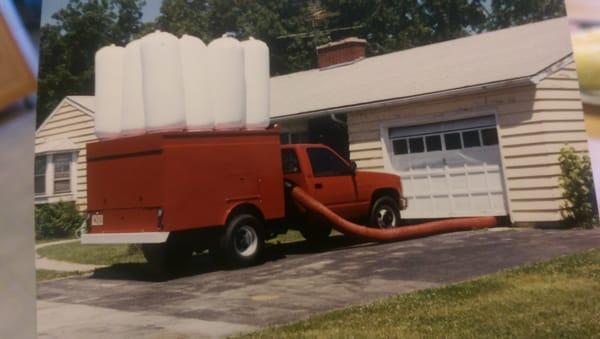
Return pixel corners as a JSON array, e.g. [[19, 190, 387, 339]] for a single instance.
[[316, 37, 367, 69]]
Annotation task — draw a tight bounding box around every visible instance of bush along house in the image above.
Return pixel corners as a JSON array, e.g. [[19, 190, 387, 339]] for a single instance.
[[35, 17, 591, 226]]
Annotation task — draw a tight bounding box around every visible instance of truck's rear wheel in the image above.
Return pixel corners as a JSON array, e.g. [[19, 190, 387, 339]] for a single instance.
[[142, 240, 192, 273], [370, 196, 401, 228], [215, 213, 265, 267]]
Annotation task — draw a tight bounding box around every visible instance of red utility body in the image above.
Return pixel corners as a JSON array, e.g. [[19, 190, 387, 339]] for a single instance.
[[86, 129, 285, 234]]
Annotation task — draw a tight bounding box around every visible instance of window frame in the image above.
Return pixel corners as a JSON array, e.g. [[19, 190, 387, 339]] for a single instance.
[[281, 148, 301, 174], [52, 153, 72, 194], [34, 155, 46, 196], [307, 147, 353, 177], [389, 125, 499, 155]]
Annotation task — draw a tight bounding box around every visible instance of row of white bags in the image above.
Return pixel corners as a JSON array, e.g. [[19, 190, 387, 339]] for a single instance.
[[94, 31, 270, 139]]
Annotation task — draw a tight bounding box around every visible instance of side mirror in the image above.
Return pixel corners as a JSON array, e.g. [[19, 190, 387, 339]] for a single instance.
[[350, 161, 357, 174]]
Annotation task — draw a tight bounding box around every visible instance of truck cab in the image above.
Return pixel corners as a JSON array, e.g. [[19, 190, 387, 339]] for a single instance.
[[281, 144, 407, 239]]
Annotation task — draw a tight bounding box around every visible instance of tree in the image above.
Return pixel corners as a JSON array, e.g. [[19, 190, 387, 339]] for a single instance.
[[36, 0, 565, 125], [155, 0, 315, 75], [487, 0, 566, 30], [154, 0, 488, 74], [37, 0, 145, 126]]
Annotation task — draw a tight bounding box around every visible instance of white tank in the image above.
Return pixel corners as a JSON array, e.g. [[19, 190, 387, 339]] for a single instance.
[[242, 37, 270, 129], [140, 31, 185, 132], [207, 35, 245, 130], [120, 39, 145, 136], [179, 34, 213, 131], [94, 44, 124, 139]]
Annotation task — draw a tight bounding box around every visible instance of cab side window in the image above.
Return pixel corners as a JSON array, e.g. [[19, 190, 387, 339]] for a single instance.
[[282, 149, 300, 174], [307, 147, 351, 177]]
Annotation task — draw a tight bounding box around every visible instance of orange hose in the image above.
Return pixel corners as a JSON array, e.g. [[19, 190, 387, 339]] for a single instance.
[[291, 186, 499, 243]]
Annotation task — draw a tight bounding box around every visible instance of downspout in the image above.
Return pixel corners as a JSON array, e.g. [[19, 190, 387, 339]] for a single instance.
[[330, 113, 347, 126]]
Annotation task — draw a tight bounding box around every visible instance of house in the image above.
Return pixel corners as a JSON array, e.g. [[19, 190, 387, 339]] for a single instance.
[[35, 17, 590, 225], [35, 96, 96, 211]]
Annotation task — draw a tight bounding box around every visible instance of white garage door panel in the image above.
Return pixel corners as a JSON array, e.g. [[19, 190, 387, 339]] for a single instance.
[[386, 115, 508, 219]]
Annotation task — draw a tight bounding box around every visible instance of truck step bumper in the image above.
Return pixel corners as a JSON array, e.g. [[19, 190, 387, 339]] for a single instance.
[[81, 232, 170, 244]]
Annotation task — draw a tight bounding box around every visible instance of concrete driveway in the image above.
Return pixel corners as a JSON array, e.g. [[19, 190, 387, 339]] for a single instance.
[[37, 228, 600, 338]]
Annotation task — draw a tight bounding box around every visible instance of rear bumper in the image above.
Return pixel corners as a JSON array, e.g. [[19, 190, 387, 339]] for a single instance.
[[81, 232, 169, 244]]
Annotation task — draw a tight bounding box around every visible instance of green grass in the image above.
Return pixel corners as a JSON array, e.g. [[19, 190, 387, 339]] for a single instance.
[[36, 269, 86, 282], [269, 229, 343, 244], [240, 248, 600, 338], [37, 242, 146, 266], [269, 230, 304, 244]]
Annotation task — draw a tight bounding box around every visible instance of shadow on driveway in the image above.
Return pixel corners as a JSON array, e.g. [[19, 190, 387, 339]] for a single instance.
[[90, 234, 374, 282]]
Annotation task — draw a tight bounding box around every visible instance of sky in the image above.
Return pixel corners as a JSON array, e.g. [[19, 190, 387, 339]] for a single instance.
[[41, 0, 494, 26], [40, 0, 162, 26]]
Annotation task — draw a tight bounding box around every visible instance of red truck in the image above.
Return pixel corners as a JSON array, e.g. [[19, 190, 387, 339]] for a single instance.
[[82, 128, 407, 268]]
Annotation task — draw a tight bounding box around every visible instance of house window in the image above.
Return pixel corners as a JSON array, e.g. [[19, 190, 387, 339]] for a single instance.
[[481, 128, 499, 146], [462, 130, 481, 148], [408, 137, 425, 153], [280, 132, 309, 144], [425, 135, 442, 152], [444, 133, 462, 150], [34, 156, 46, 195], [392, 139, 408, 155], [53, 153, 71, 194]]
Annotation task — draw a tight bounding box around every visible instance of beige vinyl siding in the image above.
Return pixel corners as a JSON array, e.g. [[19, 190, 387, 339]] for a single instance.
[[35, 100, 97, 211], [499, 63, 586, 222], [347, 62, 587, 223]]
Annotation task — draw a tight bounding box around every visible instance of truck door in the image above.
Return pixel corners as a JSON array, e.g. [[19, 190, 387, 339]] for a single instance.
[[305, 147, 358, 213]]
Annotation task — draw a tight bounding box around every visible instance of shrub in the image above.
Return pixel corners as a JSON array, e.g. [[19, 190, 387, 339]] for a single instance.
[[35, 201, 85, 239], [558, 146, 598, 228]]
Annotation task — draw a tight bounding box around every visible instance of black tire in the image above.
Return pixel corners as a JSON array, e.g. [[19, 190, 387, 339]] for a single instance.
[[369, 196, 401, 228], [142, 240, 193, 273], [215, 213, 265, 267], [300, 223, 332, 244]]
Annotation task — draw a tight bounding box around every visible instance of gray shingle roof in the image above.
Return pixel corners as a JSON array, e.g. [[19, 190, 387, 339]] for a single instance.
[[270, 17, 573, 118]]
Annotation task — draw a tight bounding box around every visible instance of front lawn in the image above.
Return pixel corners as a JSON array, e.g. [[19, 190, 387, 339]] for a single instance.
[[37, 242, 146, 266], [240, 248, 600, 338], [36, 269, 85, 282]]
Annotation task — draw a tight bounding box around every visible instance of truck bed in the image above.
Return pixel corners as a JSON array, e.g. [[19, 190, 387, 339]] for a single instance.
[[86, 129, 285, 235]]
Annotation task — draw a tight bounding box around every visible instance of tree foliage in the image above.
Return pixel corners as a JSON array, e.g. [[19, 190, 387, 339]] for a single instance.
[[487, 0, 566, 30], [37, 0, 567, 125], [37, 0, 145, 126], [558, 146, 598, 229]]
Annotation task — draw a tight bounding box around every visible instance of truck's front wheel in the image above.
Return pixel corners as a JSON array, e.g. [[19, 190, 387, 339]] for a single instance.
[[370, 196, 401, 228], [216, 213, 265, 267]]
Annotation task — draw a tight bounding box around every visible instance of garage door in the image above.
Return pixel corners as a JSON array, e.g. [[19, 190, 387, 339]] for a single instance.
[[386, 115, 508, 218]]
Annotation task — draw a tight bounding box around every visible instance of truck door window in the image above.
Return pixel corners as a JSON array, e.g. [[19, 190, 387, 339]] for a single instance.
[[307, 147, 351, 177], [281, 149, 300, 174]]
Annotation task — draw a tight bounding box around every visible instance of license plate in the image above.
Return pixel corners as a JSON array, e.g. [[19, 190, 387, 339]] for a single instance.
[[91, 214, 104, 226]]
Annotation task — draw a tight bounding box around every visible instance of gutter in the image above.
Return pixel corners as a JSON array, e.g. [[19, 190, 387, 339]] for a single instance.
[[271, 76, 535, 122]]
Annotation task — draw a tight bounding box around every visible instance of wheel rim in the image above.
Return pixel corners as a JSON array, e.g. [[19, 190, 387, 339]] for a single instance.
[[376, 206, 397, 228], [234, 225, 258, 257]]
